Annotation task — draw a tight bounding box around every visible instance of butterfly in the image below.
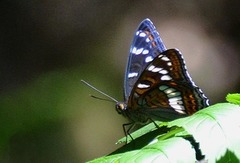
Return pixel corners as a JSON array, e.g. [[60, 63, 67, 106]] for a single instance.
[[115, 18, 209, 125]]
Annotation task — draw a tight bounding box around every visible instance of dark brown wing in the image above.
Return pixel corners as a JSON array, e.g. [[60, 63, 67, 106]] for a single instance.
[[127, 49, 209, 121]]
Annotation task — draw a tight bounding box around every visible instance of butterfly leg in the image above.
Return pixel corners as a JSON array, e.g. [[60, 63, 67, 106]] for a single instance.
[[149, 118, 160, 129], [123, 122, 135, 144]]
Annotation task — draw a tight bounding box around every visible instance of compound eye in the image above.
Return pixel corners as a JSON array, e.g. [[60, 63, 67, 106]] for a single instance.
[[116, 102, 126, 114], [119, 103, 125, 110]]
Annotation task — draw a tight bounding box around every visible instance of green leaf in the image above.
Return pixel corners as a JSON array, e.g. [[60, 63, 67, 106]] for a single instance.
[[89, 137, 195, 163], [88, 102, 240, 163], [226, 93, 240, 105], [167, 103, 240, 162]]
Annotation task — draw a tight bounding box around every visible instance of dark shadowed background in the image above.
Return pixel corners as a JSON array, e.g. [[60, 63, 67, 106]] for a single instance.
[[1, 0, 240, 162]]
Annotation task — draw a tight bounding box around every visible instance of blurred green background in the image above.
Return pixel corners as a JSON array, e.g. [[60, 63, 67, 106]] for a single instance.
[[1, 1, 240, 162]]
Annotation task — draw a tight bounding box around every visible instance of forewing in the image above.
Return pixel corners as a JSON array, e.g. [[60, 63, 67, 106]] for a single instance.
[[124, 18, 167, 101], [128, 49, 209, 118]]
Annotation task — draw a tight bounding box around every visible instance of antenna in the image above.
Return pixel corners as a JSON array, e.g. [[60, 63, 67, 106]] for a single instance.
[[81, 80, 118, 103]]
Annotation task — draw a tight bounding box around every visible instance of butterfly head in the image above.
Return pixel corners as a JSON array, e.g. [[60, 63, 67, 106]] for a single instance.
[[116, 102, 127, 115]]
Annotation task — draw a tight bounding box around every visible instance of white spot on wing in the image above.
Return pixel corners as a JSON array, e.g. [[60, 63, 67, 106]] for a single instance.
[[145, 38, 150, 42], [174, 108, 186, 114], [161, 56, 170, 61], [168, 96, 186, 114], [167, 62, 172, 66], [137, 83, 150, 88], [142, 49, 149, 55], [159, 69, 168, 74], [169, 97, 182, 104], [148, 65, 155, 71], [169, 103, 185, 111], [131, 47, 137, 54], [145, 56, 153, 63], [128, 72, 138, 78], [165, 88, 175, 94], [168, 92, 181, 97], [139, 32, 146, 37], [161, 75, 172, 80], [152, 67, 162, 72], [135, 48, 143, 55]]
